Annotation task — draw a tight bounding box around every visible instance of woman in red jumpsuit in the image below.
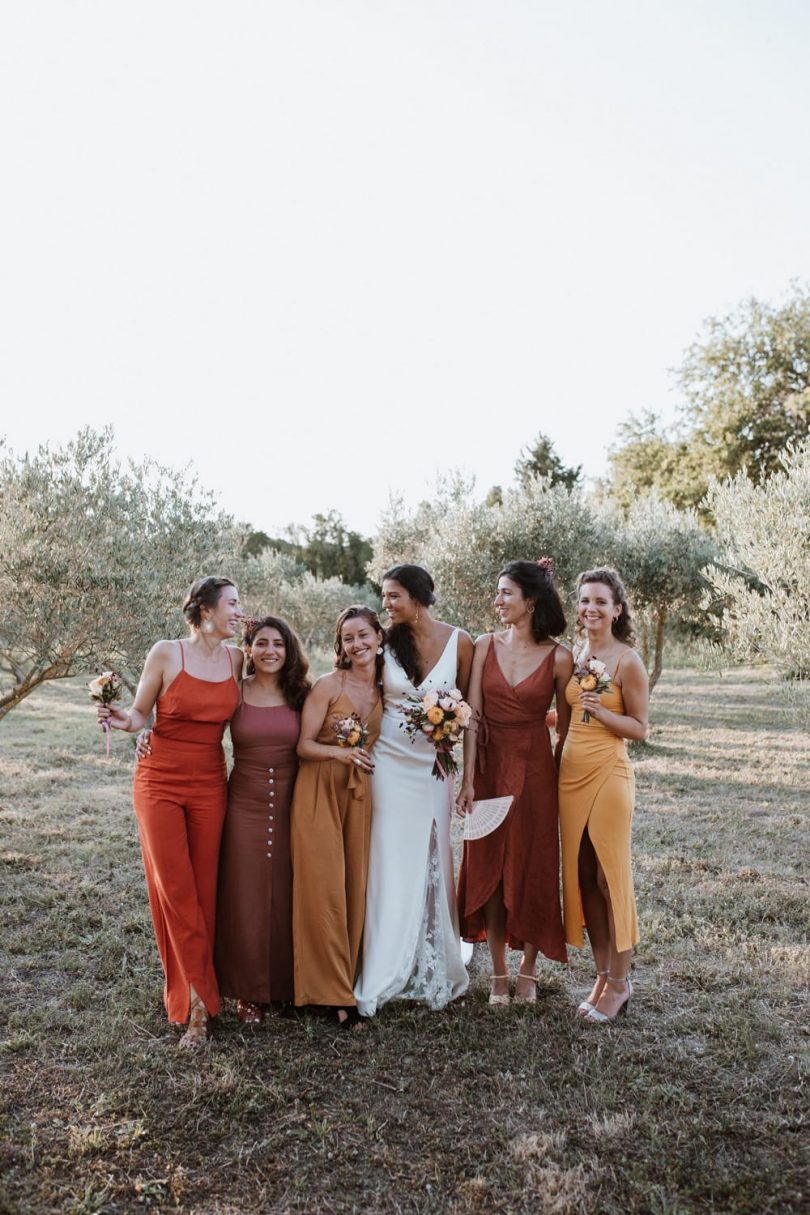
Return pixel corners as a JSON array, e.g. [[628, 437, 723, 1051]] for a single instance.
[[99, 576, 242, 1047]]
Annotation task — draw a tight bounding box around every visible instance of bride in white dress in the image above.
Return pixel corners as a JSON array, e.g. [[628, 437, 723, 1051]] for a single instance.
[[355, 564, 474, 1017]]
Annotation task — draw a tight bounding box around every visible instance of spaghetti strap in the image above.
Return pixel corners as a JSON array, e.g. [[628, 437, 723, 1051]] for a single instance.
[[613, 650, 627, 681], [178, 640, 185, 670]]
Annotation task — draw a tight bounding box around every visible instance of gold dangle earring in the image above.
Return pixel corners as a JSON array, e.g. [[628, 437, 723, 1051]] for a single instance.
[[414, 608, 420, 627]]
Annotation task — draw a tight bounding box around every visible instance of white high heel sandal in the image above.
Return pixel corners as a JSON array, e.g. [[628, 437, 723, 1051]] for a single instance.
[[576, 969, 608, 1016], [584, 974, 633, 1023]]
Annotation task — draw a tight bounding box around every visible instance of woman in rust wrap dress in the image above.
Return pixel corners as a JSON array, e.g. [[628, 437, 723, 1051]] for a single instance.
[[292, 606, 384, 1026], [457, 560, 572, 1005], [215, 616, 311, 1022], [97, 577, 242, 1048]]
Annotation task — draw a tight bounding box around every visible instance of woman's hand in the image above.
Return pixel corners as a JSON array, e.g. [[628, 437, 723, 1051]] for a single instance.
[[344, 747, 374, 774], [579, 690, 605, 720], [456, 779, 475, 816], [135, 729, 153, 760], [97, 704, 132, 732]]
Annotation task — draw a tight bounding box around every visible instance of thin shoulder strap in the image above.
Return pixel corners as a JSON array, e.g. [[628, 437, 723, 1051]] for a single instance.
[[178, 639, 185, 670], [613, 650, 627, 680]]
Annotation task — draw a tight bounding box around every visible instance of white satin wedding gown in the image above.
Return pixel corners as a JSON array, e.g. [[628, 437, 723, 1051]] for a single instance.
[[354, 629, 469, 1016]]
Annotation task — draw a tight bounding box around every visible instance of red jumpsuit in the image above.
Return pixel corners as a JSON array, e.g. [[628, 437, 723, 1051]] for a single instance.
[[133, 641, 239, 1022]]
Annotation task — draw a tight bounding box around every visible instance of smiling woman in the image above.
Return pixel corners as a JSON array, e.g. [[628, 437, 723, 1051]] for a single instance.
[[94, 576, 243, 1047], [290, 606, 384, 1027], [558, 567, 649, 1024], [214, 616, 311, 1025], [456, 559, 573, 1007], [354, 564, 473, 1018]]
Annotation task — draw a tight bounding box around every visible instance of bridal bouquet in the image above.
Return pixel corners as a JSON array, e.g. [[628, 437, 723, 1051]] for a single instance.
[[333, 713, 369, 749], [88, 671, 124, 757], [573, 657, 611, 723], [400, 687, 473, 781]]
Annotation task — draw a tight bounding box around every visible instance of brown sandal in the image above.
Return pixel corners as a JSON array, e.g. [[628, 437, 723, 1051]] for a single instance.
[[236, 999, 263, 1025], [179, 995, 209, 1049]]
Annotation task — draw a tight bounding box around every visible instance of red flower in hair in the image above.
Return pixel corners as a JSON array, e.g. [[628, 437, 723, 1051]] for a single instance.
[[536, 556, 554, 577]]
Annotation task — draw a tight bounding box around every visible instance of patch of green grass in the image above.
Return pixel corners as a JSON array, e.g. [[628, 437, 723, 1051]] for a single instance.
[[0, 669, 807, 1213]]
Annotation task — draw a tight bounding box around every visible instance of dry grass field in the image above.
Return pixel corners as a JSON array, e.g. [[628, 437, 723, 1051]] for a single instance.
[[1, 668, 807, 1214]]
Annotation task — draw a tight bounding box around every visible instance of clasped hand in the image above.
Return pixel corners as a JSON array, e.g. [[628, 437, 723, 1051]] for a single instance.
[[344, 747, 374, 773]]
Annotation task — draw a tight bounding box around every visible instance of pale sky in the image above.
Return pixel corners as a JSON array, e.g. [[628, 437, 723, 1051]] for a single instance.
[[2, 1, 809, 535]]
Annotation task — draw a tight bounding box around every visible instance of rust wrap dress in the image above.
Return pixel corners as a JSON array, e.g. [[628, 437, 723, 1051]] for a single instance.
[[457, 638, 567, 963], [132, 642, 239, 1023], [291, 685, 382, 1008], [215, 699, 300, 1005], [558, 665, 639, 953]]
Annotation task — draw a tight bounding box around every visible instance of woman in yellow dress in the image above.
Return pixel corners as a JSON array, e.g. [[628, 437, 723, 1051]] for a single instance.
[[558, 568, 648, 1022]]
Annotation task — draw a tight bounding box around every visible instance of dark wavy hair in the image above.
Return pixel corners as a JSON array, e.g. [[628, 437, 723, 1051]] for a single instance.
[[333, 605, 385, 688], [182, 576, 236, 629], [574, 567, 636, 646], [499, 559, 566, 641], [382, 564, 437, 687], [242, 615, 311, 710]]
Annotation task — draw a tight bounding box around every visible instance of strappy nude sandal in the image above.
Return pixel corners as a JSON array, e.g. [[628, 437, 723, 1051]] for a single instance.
[[577, 970, 608, 1016], [514, 972, 539, 1005], [488, 975, 511, 1006], [585, 974, 633, 1023], [179, 995, 209, 1049]]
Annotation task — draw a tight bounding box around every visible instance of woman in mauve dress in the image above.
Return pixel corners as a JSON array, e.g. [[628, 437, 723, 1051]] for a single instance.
[[457, 559, 572, 1006], [214, 615, 311, 1024]]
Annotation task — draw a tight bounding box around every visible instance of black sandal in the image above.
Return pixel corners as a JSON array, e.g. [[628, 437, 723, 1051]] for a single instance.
[[332, 1006, 367, 1030]]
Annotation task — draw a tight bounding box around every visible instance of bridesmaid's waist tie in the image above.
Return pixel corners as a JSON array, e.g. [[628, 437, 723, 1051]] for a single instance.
[[476, 715, 547, 773], [346, 762, 368, 802]]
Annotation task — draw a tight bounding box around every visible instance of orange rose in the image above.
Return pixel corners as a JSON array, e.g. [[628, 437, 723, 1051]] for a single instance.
[[580, 674, 598, 691]]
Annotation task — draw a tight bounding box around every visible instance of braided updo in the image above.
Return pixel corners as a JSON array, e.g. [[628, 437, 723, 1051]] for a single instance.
[[181, 576, 236, 629]]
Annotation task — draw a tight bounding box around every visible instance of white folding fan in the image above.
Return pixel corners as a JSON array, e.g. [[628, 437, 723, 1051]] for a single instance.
[[463, 796, 514, 841]]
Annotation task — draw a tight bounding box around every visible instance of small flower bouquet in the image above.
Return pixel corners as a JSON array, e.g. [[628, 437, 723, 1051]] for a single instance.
[[400, 687, 473, 781], [88, 671, 124, 757], [333, 713, 369, 749], [573, 658, 611, 723]]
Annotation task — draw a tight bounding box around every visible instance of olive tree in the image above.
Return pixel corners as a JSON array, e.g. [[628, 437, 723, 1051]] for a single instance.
[[702, 442, 810, 678], [371, 475, 606, 636], [236, 547, 377, 652], [606, 495, 717, 692], [0, 428, 244, 719]]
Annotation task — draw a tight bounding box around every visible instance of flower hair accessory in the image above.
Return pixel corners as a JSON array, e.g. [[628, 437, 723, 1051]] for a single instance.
[[242, 617, 261, 639], [536, 556, 554, 577]]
